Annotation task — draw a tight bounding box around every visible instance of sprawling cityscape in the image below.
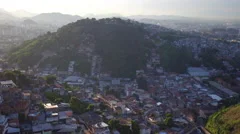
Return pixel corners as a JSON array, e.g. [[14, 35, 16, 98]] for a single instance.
[[0, 1, 240, 134]]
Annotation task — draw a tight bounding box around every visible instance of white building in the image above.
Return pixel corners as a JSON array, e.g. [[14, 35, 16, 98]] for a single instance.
[[64, 76, 85, 86], [208, 94, 222, 101], [92, 122, 110, 134], [0, 80, 17, 89]]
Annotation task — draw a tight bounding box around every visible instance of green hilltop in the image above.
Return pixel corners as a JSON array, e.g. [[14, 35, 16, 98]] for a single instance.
[[206, 104, 240, 134], [8, 18, 152, 77]]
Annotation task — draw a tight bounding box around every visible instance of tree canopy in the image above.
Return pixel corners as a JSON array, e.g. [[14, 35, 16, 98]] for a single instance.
[[44, 92, 70, 103], [206, 104, 240, 134], [136, 77, 148, 90], [108, 119, 140, 134], [199, 48, 224, 69], [44, 75, 57, 85], [158, 44, 195, 73], [69, 97, 92, 114], [44, 92, 93, 114], [8, 18, 152, 77], [0, 70, 31, 88]]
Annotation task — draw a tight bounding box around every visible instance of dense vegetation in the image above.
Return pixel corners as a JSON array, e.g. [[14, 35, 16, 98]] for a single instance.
[[158, 44, 227, 73], [158, 113, 174, 129], [0, 70, 31, 87], [154, 31, 193, 43], [206, 104, 240, 134], [39, 51, 91, 74], [158, 44, 197, 73], [230, 52, 240, 69], [108, 119, 140, 134], [69, 97, 93, 114], [219, 95, 240, 108], [8, 18, 152, 77], [137, 76, 148, 90], [44, 92, 93, 114], [44, 75, 57, 85], [199, 48, 224, 69], [44, 91, 70, 103]]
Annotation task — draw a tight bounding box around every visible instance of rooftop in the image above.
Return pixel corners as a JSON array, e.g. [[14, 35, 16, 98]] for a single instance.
[[208, 94, 222, 101], [79, 111, 102, 125], [187, 67, 210, 77], [44, 103, 58, 109], [0, 80, 16, 86], [8, 127, 20, 133], [32, 123, 52, 132], [209, 81, 238, 96], [93, 122, 109, 128], [64, 76, 83, 82]]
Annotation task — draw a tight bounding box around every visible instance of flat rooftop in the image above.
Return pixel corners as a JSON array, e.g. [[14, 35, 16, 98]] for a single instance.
[[44, 103, 58, 109], [209, 81, 238, 96]]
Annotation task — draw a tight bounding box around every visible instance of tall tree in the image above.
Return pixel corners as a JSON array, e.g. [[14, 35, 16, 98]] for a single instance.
[[44, 75, 56, 84]]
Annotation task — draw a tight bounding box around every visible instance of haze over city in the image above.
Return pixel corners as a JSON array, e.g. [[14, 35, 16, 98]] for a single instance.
[[1, 0, 240, 20]]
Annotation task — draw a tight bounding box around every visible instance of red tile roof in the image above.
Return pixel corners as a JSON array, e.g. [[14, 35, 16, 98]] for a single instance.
[[14, 100, 30, 112], [0, 103, 15, 114]]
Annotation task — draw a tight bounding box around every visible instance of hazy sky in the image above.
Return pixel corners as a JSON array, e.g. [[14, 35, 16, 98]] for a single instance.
[[1, 0, 240, 19]]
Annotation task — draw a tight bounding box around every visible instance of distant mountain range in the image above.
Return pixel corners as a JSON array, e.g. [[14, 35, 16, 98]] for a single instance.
[[129, 15, 193, 21], [1, 8, 239, 26], [31, 13, 83, 26], [84, 13, 123, 19], [0, 8, 222, 27], [22, 19, 38, 25], [0, 8, 18, 22], [0, 8, 204, 25], [11, 9, 36, 18], [0, 9, 83, 26]]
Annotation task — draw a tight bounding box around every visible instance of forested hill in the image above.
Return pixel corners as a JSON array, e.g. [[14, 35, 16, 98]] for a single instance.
[[8, 18, 152, 77], [206, 104, 240, 134]]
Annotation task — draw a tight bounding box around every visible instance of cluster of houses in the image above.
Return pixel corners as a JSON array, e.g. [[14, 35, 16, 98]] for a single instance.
[[0, 75, 113, 134], [0, 38, 239, 134], [0, 65, 238, 134], [174, 37, 240, 61], [0, 78, 79, 134]]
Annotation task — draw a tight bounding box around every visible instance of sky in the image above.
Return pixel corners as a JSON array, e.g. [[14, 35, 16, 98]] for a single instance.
[[1, 0, 240, 19]]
